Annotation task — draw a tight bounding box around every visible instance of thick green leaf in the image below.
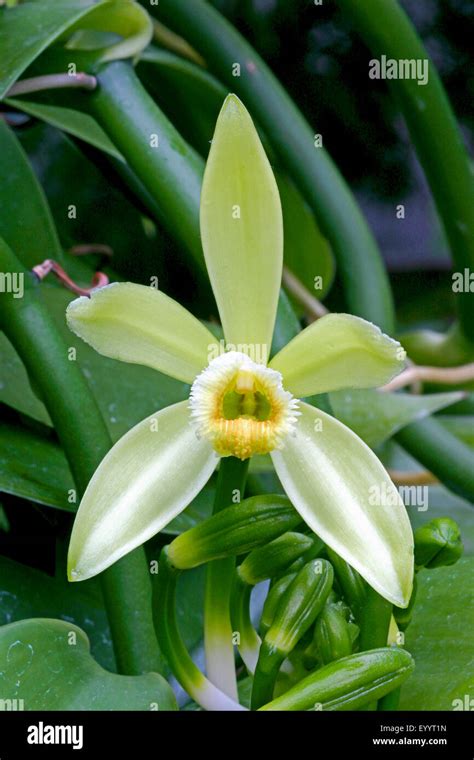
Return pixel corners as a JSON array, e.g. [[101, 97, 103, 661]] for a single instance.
[[400, 558, 474, 710], [0, 119, 63, 266], [0, 0, 152, 99], [0, 618, 177, 709], [277, 173, 335, 301], [0, 332, 51, 425], [0, 0, 100, 99], [329, 389, 464, 449], [0, 421, 74, 510], [0, 554, 114, 670], [0, 549, 205, 669], [6, 98, 123, 160]]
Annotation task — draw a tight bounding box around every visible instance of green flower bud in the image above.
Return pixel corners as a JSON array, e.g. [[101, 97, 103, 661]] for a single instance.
[[414, 517, 463, 570], [251, 559, 333, 709], [283, 536, 326, 575], [168, 494, 300, 569], [259, 572, 297, 637], [326, 548, 366, 620], [238, 532, 313, 586], [314, 600, 353, 665], [259, 648, 414, 711], [267, 559, 334, 655]]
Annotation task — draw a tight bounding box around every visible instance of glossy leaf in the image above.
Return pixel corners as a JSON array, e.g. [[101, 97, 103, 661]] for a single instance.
[[0, 0, 152, 99], [0, 421, 74, 511], [0, 0, 100, 99], [0, 554, 114, 670], [271, 402, 414, 607], [329, 388, 465, 448], [200, 94, 283, 356], [0, 618, 177, 710], [6, 98, 123, 160], [270, 314, 405, 398], [400, 558, 474, 710], [0, 119, 63, 266], [0, 332, 51, 425]]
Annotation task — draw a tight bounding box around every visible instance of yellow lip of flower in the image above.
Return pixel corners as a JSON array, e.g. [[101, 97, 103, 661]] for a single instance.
[[189, 351, 300, 460]]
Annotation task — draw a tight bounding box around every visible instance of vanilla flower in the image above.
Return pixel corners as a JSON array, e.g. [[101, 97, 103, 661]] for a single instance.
[[66, 95, 413, 607]]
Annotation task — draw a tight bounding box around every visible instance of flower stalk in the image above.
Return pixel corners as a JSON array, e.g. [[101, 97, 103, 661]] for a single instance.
[[204, 456, 249, 699], [153, 548, 245, 711]]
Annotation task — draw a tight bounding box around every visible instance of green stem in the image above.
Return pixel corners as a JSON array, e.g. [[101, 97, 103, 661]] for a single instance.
[[358, 586, 392, 651], [355, 587, 392, 712], [153, 548, 245, 711], [204, 456, 249, 699], [0, 239, 162, 675], [150, 0, 395, 332], [88, 60, 207, 283], [395, 416, 474, 504], [230, 575, 261, 675], [335, 0, 474, 341], [251, 641, 283, 710]]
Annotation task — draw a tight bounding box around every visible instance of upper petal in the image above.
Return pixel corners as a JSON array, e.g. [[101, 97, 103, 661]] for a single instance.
[[269, 313, 405, 397], [271, 402, 413, 607], [67, 282, 218, 384], [200, 94, 283, 360], [68, 401, 217, 581]]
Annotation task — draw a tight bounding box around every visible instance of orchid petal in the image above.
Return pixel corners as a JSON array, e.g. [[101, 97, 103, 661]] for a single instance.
[[269, 313, 405, 397], [67, 282, 218, 384], [271, 402, 413, 607], [68, 401, 217, 581], [200, 94, 283, 360]]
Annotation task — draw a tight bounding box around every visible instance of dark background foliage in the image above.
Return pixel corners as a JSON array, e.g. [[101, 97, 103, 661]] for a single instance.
[[212, 0, 474, 276]]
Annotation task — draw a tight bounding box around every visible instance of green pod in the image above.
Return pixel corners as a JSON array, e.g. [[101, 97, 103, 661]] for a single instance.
[[168, 494, 300, 569], [238, 532, 313, 586], [414, 518, 463, 570], [314, 601, 353, 665], [251, 560, 333, 709], [326, 548, 367, 619], [393, 575, 418, 631], [259, 648, 414, 711], [259, 572, 297, 637]]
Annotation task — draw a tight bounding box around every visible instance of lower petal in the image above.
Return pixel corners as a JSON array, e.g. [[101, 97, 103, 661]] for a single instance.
[[68, 401, 217, 581], [271, 402, 413, 607]]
